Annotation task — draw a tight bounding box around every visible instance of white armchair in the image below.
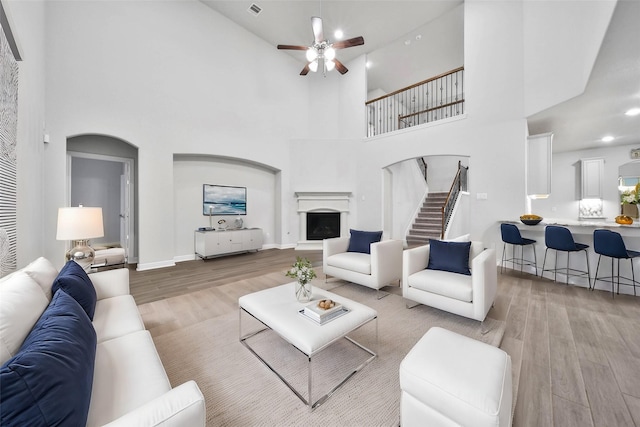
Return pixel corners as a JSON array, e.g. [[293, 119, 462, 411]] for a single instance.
[[402, 241, 497, 321], [323, 237, 403, 294]]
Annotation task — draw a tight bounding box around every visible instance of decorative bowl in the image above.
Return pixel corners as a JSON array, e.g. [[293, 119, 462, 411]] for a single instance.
[[615, 215, 634, 225], [520, 214, 542, 226]]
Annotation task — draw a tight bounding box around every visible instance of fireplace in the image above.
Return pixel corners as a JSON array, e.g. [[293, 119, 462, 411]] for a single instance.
[[306, 212, 340, 240], [295, 192, 351, 250]]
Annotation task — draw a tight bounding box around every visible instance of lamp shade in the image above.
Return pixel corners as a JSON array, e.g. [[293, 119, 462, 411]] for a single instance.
[[56, 207, 104, 240]]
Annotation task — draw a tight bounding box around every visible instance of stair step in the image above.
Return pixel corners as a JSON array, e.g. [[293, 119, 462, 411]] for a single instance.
[[413, 221, 440, 228], [409, 230, 441, 237]]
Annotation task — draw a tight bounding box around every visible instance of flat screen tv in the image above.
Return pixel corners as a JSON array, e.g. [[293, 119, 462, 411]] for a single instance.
[[203, 184, 247, 215]]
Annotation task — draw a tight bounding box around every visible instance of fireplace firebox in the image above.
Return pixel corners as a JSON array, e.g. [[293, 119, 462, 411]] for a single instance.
[[306, 212, 340, 240]]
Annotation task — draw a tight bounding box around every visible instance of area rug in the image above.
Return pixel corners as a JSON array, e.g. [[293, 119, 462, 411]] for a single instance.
[[150, 279, 505, 427]]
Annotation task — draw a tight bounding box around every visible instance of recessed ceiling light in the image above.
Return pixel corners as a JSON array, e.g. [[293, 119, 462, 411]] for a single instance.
[[625, 108, 640, 116], [404, 40, 411, 46], [334, 29, 343, 40], [602, 136, 614, 143]]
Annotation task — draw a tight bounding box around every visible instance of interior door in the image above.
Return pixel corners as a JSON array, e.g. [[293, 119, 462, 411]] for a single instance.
[[120, 162, 131, 262]]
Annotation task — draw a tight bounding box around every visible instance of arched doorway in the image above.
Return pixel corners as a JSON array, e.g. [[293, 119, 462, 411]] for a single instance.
[[66, 135, 138, 263]]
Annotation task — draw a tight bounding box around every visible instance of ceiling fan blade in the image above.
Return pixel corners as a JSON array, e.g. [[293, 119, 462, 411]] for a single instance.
[[332, 36, 365, 50], [334, 59, 348, 75], [311, 16, 324, 44], [277, 44, 308, 51], [300, 64, 311, 76]]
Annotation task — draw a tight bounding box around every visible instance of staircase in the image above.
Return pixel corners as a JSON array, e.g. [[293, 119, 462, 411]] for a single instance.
[[406, 192, 448, 246]]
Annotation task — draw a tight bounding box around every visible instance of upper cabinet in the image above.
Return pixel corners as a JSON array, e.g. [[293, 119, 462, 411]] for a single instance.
[[581, 158, 604, 199], [527, 133, 553, 198]]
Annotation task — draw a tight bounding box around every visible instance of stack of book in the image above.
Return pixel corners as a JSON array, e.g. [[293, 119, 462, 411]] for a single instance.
[[302, 299, 347, 324]]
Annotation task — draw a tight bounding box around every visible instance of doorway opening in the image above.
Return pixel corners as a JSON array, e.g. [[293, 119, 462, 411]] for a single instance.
[[66, 135, 138, 264]]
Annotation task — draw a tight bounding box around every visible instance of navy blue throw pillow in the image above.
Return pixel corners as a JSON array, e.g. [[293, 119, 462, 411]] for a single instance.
[[0, 290, 97, 426], [427, 239, 472, 275], [52, 260, 97, 320], [347, 229, 383, 254]]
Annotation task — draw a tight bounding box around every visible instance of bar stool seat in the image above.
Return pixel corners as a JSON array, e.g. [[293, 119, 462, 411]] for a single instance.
[[593, 229, 640, 297], [500, 223, 537, 275], [541, 225, 591, 287]]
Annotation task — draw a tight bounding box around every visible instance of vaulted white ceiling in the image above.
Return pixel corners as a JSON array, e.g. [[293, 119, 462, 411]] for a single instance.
[[200, 1, 639, 153]]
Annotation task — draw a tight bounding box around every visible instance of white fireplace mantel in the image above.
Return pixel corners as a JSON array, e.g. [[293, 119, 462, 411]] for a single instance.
[[295, 192, 351, 250]]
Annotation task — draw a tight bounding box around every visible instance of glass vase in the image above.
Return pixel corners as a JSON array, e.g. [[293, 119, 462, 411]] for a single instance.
[[295, 281, 312, 302]]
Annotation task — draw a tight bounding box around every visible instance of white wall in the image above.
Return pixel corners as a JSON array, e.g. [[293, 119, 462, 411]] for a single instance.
[[523, 1, 616, 116], [43, 0, 309, 269], [173, 155, 277, 259], [3, 0, 47, 267], [386, 159, 426, 241], [367, 4, 464, 95], [424, 155, 468, 192]]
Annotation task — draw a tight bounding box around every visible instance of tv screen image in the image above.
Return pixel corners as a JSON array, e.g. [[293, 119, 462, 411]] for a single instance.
[[203, 184, 247, 215]]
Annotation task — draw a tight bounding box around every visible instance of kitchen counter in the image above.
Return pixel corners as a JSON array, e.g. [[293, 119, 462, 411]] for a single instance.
[[499, 218, 640, 296], [502, 218, 640, 235]]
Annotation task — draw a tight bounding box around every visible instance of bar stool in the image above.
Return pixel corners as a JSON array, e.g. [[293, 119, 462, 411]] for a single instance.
[[500, 223, 537, 275], [541, 225, 591, 286], [593, 229, 640, 297]]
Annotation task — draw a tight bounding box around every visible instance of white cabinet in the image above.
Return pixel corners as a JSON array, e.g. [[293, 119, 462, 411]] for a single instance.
[[527, 133, 553, 198], [581, 158, 604, 199], [195, 228, 263, 259]]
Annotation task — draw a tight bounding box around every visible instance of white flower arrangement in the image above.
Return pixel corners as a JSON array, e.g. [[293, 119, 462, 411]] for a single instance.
[[285, 257, 317, 285]]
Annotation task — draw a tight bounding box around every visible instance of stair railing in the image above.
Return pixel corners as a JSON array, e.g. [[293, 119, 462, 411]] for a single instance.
[[366, 67, 465, 137], [417, 158, 428, 182], [441, 161, 469, 238]]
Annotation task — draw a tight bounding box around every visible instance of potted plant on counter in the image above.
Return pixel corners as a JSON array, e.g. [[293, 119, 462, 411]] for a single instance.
[[621, 183, 640, 218]]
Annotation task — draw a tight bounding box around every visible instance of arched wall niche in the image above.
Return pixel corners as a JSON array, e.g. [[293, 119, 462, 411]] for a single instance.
[[172, 154, 280, 259]]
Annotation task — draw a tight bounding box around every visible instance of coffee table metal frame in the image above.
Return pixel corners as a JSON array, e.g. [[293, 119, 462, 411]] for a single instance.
[[239, 296, 377, 410]]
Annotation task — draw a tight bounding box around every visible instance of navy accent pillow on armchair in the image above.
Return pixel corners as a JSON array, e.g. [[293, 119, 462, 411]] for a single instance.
[[427, 239, 472, 275], [347, 229, 383, 254], [52, 260, 97, 320], [0, 290, 97, 426]]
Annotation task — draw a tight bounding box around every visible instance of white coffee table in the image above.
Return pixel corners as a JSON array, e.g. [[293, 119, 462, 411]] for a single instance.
[[239, 282, 378, 410]]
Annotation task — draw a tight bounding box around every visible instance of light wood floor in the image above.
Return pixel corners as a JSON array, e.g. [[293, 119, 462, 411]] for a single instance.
[[128, 248, 640, 427]]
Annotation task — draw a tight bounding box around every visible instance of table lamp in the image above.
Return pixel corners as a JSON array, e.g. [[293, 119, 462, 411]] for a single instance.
[[56, 206, 104, 271]]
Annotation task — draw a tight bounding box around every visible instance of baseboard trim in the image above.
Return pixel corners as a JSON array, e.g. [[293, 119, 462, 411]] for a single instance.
[[136, 259, 176, 271], [174, 254, 197, 263]]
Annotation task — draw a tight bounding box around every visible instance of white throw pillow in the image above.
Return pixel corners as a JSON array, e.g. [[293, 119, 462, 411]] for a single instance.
[[23, 257, 59, 301], [0, 271, 51, 365]]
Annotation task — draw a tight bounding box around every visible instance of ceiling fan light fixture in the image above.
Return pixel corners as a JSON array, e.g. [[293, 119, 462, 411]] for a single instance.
[[325, 60, 335, 71], [309, 60, 319, 73], [305, 48, 318, 62], [324, 46, 336, 61]]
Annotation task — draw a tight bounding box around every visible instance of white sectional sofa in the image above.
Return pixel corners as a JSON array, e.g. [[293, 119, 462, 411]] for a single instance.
[[0, 257, 205, 426], [402, 241, 497, 321]]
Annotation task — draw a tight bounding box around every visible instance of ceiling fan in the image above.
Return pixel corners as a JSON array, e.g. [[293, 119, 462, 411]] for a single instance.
[[277, 16, 364, 76]]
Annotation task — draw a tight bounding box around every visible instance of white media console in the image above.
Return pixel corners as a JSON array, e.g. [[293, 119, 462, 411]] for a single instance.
[[194, 228, 263, 259]]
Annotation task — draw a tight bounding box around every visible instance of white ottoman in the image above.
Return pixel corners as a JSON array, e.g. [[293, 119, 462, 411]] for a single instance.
[[399, 327, 512, 427]]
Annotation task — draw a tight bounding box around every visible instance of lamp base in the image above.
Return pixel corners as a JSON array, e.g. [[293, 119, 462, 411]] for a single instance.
[[66, 239, 95, 272]]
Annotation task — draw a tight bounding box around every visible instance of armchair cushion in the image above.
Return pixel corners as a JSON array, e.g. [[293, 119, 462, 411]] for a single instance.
[[427, 239, 471, 276], [52, 260, 97, 320], [407, 269, 472, 302], [347, 229, 382, 254], [326, 252, 372, 275]]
